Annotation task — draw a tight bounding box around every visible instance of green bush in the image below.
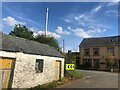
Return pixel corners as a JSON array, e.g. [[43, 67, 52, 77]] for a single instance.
[[65, 70, 83, 79], [77, 64, 92, 70]]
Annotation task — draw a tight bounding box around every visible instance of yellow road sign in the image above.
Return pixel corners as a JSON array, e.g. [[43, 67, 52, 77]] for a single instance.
[[66, 64, 75, 70]]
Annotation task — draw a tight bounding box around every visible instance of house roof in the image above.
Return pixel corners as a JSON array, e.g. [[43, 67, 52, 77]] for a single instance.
[[79, 36, 120, 47], [0, 33, 64, 58]]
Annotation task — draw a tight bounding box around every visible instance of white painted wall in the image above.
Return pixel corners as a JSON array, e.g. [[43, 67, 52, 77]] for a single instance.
[[0, 51, 64, 88]]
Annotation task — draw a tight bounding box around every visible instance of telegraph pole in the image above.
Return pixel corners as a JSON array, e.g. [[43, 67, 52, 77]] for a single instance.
[[63, 39, 65, 53], [45, 7, 49, 36]]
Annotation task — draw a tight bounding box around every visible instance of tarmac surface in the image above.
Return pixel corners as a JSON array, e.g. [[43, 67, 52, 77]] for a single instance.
[[57, 70, 119, 89]]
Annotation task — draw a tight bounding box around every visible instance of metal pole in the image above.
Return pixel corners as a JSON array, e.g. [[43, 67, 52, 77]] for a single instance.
[[45, 7, 49, 36], [63, 39, 65, 53]]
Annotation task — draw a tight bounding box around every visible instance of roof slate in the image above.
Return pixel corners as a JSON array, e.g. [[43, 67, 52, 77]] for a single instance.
[[80, 36, 120, 47], [0, 33, 64, 58]]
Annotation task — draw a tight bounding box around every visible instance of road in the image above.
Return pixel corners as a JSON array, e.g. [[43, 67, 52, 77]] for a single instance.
[[57, 70, 118, 89]]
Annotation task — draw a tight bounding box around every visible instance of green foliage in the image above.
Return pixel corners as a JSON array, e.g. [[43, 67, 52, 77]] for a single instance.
[[65, 52, 76, 64], [65, 70, 83, 79], [9, 24, 61, 51], [9, 24, 34, 40], [34, 35, 60, 51]]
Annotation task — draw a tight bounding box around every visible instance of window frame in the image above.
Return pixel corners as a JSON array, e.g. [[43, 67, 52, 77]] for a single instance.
[[93, 48, 100, 56], [35, 59, 44, 73], [107, 47, 114, 56], [84, 48, 90, 56], [93, 59, 100, 68]]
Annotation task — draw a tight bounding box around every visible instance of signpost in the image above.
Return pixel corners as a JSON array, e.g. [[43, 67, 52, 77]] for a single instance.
[[66, 64, 75, 71]]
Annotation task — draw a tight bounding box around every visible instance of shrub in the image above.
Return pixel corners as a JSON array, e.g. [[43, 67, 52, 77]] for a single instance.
[[65, 70, 83, 79]]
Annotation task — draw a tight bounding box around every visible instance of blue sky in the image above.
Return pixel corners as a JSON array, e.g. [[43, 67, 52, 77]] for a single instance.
[[2, 2, 118, 52]]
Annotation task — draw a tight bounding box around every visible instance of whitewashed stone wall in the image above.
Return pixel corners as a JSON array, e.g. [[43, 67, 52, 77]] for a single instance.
[[0, 51, 64, 88]]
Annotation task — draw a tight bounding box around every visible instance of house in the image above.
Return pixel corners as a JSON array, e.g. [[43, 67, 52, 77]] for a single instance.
[[0, 33, 64, 89], [79, 35, 120, 70]]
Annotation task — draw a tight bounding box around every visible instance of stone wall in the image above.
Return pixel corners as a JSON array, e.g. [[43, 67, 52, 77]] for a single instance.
[[0, 51, 64, 88]]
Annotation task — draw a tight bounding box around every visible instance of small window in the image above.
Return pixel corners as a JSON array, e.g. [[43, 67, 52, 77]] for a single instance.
[[107, 47, 114, 56], [35, 59, 44, 73], [83, 59, 92, 68], [93, 48, 99, 56], [84, 48, 90, 56], [93, 59, 100, 68]]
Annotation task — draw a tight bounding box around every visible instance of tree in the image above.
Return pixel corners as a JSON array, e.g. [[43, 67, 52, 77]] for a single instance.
[[9, 24, 61, 52], [65, 51, 76, 64], [34, 35, 60, 51], [106, 55, 118, 71], [9, 24, 34, 40]]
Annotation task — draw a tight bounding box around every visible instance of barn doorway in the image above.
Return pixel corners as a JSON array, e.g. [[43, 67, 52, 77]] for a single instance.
[[55, 61, 61, 80], [0, 57, 15, 89]]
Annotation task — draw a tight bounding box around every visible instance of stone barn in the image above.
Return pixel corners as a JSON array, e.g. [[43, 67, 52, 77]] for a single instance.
[[0, 33, 64, 89]]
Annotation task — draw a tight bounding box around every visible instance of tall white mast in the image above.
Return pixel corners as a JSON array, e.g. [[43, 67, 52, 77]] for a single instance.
[[45, 7, 49, 36]]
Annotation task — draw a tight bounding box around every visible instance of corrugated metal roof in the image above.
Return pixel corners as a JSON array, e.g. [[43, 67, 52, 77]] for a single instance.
[[80, 36, 120, 47], [0, 33, 64, 58]]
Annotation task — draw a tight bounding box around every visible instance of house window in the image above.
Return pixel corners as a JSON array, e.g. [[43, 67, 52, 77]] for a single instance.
[[105, 59, 118, 69], [84, 48, 90, 56], [93, 59, 100, 68], [35, 59, 44, 73], [93, 48, 99, 56], [107, 47, 114, 56], [105, 59, 111, 68], [83, 59, 92, 68]]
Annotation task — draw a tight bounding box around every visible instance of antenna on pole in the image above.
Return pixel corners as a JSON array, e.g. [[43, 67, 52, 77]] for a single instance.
[[45, 7, 49, 36]]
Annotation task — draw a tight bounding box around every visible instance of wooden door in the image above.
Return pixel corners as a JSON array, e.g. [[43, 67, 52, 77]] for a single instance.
[[0, 58, 13, 89], [55, 61, 61, 80]]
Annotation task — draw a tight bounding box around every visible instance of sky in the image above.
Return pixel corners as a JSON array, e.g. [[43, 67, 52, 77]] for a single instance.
[[1, 2, 118, 52]]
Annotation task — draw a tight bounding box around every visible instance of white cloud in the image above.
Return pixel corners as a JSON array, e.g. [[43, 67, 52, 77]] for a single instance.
[[67, 26, 71, 30], [73, 4, 104, 26], [33, 33, 38, 37], [74, 14, 94, 26], [112, 0, 120, 2], [107, 2, 118, 6], [71, 26, 106, 38], [106, 10, 118, 16], [2, 16, 25, 26], [55, 26, 70, 35], [64, 19, 71, 23], [74, 14, 93, 25], [0, 23, 4, 29], [74, 14, 88, 22], [91, 5, 102, 15], [29, 28, 34, 32], [87, 28, 106, 34], [63, 5, 103, 27], [74, 14, 86, 21], [16, 16, 41, 27], [88, 26, 106, 33], [34, 30, 61, 39], [72, 28, 91, 38]]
